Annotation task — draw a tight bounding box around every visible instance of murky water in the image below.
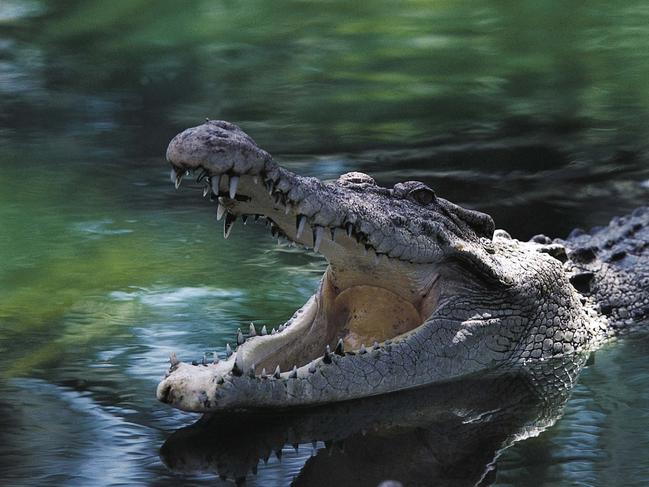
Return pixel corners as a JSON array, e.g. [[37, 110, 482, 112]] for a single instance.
[[1, 1, 649, 486]]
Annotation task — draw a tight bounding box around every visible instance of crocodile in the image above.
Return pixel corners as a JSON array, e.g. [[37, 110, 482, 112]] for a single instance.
[[157, 120, 649, 412]]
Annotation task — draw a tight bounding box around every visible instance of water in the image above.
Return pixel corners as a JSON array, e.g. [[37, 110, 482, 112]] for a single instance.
[[1, 1, 649, 485]]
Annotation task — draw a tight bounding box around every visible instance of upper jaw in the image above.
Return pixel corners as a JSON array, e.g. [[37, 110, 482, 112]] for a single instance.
[[167, 120, 449, 266]]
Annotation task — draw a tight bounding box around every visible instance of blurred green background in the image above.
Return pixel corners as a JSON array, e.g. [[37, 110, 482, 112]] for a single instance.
[[1, 1, 648, 485]]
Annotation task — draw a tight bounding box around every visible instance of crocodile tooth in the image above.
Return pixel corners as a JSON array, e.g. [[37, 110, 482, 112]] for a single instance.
[[279, 324, 285, 332], [248, 364, 256, 378], [323, 345, 332, 364], [211, 174, 221, 195], [345, 222, 353, 237], [216, 203, 226, 221], [261, 367, 267, 378], [249, 322, 257, 336], [296, 215, 307, 239], [197, 168, 209, 183], [373, 341, 380, 350], [224, 213, 237, 239], [225, 343, 233, 357], [289, 365, 298, 378], [273, 365, 281, 379], [253, 175, 259, 185], [169, 168, 177, 185], [237, 328, 245, 345], [241, 214, 248, 225], [174, 172, 183, 189], [313, 226, 324, 253], [202, 183, 210, 198], [232, 355, 244, 376], [308, 363, 317, 373], [271, 327, 277, 335], [261, 325, 267, 336], [334, 338, 345, 356], [169, 352, 179, 367], [229, 175, 239, 198], [359, 344, 367, 354], [266, 180, 274, 195], [285, 204, 291, 215]]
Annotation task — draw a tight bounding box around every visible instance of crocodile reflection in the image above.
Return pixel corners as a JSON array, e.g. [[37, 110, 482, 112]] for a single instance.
[[160, 354, 587, 486]]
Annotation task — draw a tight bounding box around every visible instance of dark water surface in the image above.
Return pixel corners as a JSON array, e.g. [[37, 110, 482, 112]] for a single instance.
[[1, 1, 649, 486]]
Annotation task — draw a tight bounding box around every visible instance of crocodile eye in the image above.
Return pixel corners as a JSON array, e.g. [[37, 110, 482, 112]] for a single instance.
[[409, 186, 436, 205]]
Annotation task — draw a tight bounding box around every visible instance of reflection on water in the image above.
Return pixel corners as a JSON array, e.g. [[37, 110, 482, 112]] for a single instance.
[[1, 0, 649, 486], [161, 356, 587, 486]]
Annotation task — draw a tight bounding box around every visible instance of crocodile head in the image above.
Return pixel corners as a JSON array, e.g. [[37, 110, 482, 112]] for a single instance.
[[157, 120, 588, 412]]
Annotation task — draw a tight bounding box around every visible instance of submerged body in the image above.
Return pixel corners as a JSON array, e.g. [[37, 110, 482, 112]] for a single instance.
[[157, 120, 649, 412]]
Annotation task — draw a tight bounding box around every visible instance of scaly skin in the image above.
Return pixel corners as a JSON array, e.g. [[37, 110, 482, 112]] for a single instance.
[[156, 120, 646, 412]]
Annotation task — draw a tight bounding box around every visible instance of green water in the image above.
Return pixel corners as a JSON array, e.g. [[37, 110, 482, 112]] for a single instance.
[[1, 1, 649, 485]]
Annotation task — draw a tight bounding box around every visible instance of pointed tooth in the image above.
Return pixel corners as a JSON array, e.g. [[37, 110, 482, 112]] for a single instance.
[[323, 345, 332, 364], [196, 168, 209, 183], [225, 343, 233, 357], [241, 214, 248, 225], [174, 172, 183, 189], [261, 325, 267, 336], [249, 364, 256, 378], [232, 355, 244, 376], [249, 322, 257, 337], [237, 328, 245, 346], [296, 215, 307, 239], [261, 367, 267, 378], [253, 175, 259, 185], [266, 180, 274, 195], [285, 204, 291, 215], [359, 344, 367, 354], [313, 226, 324, 253], [228, 175, 239, 198], [373, 341, 380, 350], [308, 363, 317, 374], [211, 174, 221, 195], [334, 338, 344, 356], [224, 213, 237, 239], [216, 203, 226, 221], [273, 365, 281, 379], [271, 328, 277, 335], [169, 352, 179, 367], [170, 168, 177, 184], [202, 184, 210, 198], [345, 222, 353, 237], [289, 365, 298, 379]]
